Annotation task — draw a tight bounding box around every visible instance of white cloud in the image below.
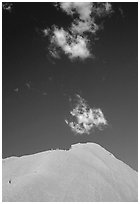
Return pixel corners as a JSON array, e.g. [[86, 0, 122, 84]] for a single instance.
[[42, 28, 50, 37], [71, 20, 99, 34], [49, 27, 91, 60], [64, 35, 91, 60], [65, 95, 107, 135], [45, 2, 113, 61], [2, 3, 13, 12], [59, 2, 112, 33], [104, 2, 112, 13], [59, 2, 93, 20]]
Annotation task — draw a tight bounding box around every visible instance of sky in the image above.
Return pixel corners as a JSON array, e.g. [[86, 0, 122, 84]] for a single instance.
[[2, 2, 138, 170]]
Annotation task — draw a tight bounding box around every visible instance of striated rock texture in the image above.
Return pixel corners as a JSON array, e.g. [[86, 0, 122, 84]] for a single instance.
[[2, 143, 138, 202]]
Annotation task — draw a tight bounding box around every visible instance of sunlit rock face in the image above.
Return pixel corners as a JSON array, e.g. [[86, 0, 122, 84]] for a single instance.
[[2, 143, 138, 202]]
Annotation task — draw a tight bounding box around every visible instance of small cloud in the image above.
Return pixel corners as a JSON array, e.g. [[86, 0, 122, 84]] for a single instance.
[[42, 92, 47, 96], [118, 7, 125, 18], [65, 94, 107, 135], [59, 2, 93, 20], [42, 28, 50, 37], [25, 82, 31, 89], [65, 119, 69, 125], [13, 88, 19, 93], [2, 3, 13, 12]]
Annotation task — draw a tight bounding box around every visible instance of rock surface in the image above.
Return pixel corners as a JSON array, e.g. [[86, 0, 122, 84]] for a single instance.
[[2, 143, 138, 202]]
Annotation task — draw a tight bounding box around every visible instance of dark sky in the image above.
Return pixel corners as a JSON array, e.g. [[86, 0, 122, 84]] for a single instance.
[[2, 3, 138, 170]]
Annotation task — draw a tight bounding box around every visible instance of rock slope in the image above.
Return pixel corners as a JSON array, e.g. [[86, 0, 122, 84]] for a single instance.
[[2, 143, 138, 202]]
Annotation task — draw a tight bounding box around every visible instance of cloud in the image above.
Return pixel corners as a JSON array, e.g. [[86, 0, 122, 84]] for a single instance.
[[2, 3, 13, 12], [65, 95, 107, 135], [44, 2, 113, 61], [49, 27, 91, 60], [58, 2, 93, 20], [13, 88, 19, 93]]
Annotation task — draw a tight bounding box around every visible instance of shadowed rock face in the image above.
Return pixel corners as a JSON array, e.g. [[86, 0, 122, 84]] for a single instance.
[[2, 143, 138, 202]]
